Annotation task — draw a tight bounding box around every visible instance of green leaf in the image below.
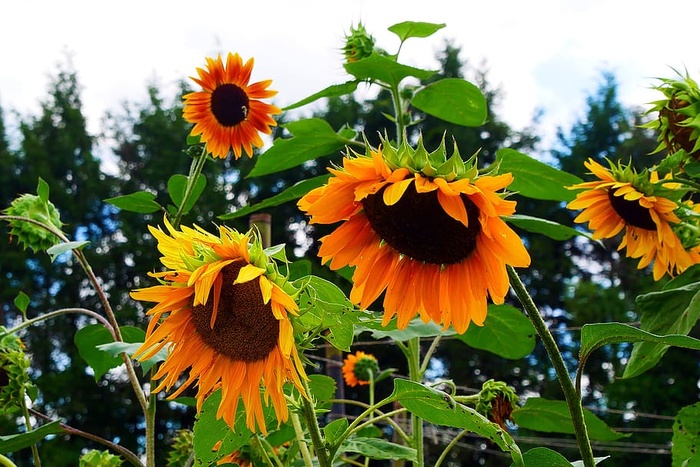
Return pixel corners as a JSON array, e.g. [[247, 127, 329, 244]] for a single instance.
[[105, 191, 161, 214], [580, 322, 700, 380], [323, 417, 348, 446], [192, 390, 252, 464], [512, 398, 627, 441], [248, 119, 352, 177], [624, 280, 700, 378], [13, 291, 30, 314], [510, 447, 571, 467], [506, 214, 586, 241], [496, 149, 582, 201], [97, 341, 167, 374], [308, 374, 337, 404], [46, 240, 89, 262], [412, 78, 487, 126], [296, 275, 359, 350], [673, 402, 700, 466], [74, 324, 146, 381], [167, 173, 206, 214], [36, 177, 50, 203], [284, 81, 360, 111], [219, 175, 330, 220], [0, 420, 63, 454], [459, 305, 536, 360], [356, 318, 456, 342], [342, 437, 417, 462], [344, 53, 436, 87], [391, 379, 523, 465], [388, 21, 446, 42]]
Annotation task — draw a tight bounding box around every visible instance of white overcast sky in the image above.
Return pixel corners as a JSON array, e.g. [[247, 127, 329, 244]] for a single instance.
[[2, 0, 700, 156]]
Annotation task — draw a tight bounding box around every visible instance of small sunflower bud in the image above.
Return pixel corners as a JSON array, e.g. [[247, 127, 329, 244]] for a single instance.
[[343, 23, 375, 63], [0, 329, 32, 415], [475, 379, 519, 430], [79, 450, 123, 467], [4, 179, 63, 253], [166, 429, 193, 467]]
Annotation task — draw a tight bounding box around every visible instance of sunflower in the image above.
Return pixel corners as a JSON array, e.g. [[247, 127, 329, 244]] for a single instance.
[[342, 351, 379, 387], [132, 219, 307, 434], [298, 137, 531, 334], [567, 158, 696, 280], [183, 52, 282, 159]]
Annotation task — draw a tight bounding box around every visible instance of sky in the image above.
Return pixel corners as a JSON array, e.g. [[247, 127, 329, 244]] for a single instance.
[[2, 0, 700, 161]]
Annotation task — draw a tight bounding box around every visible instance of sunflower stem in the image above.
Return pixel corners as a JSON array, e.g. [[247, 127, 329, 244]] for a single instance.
[[434, 428, 472, 467], [20, 388, 41, 467], [0, 455, 17, 467], [407, 337, 424, 467], [171, 148, 208, 229], [145, 391, 157, 467], [420, 335, 442, 376], [299, 385, 332, 467], [507, 265, 596, 467], [290, 410, 314, 467], [3, 308, 114, 339], [389, 82, 406, 144]]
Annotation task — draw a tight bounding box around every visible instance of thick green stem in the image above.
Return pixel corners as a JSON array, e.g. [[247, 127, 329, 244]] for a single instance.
[[145, 392, 157, 467], [407, 337, 424, 467], [171, 149, 208, 229], [299, 377, 332, 467], [420, 335, 441, 376], [507, 266, 595, 467], [389, 83, 406, 144]]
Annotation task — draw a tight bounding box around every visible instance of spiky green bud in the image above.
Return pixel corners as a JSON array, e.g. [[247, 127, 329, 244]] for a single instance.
[[166, 429, 193, 467], [343, 23, 375, 63], [0, 328, 32, 415], [4, 178, 63, 253], [79, 450, 123, 467], [475, 379, 519, 429]]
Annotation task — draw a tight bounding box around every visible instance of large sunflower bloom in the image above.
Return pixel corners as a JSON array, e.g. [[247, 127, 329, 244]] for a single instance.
[[567, 158, 696, 280], [298, 137, 530, 334], [132, 219, 306, 433], [183, 52, 282, 159]]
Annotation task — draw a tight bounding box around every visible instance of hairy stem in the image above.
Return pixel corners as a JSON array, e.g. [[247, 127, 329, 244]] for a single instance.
[[407, 337, 424, 467], [507, 266, 595, 467]]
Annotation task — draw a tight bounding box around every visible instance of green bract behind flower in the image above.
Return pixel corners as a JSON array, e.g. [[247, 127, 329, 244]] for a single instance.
[[475, 379, 519, 430], [4, 178, 63, 253], [644, 68, 700, 160], [0, 328, 32, 414]]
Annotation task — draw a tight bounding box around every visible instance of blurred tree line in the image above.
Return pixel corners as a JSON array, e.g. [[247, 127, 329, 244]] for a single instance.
[[0, 42, 696, 466]]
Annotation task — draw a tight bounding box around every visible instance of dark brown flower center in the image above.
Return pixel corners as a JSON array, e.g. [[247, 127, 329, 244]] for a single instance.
[[361, 182, 481, 264], [191, 261, 279, 362], [210, 83, 250, 126], [607, 190, 657, 230]]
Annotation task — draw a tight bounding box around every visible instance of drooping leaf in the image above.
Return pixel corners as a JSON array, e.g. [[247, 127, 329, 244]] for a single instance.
[[104, 191, 162, 213], [167, 173, 206, 214], [46, 240, 89, 262], [248, 119, 353, 177], [13, 291, 30, 314], [412, 78, 487, 127], [219, 175, 330, 220], [192, 390, 252, 464], [74, 324, 146, 381], [497, 149, 582, 201], [459, 305, 536, 360], [344, 53, 436, 87], [356, 318, 456, 342], [388, 21, 446, 42], [624, 279, 700, 378], [284, 81, 360, 111], [391, 379, 523, 465], [506, 214, 587, 241], [512, 398, 627, 441], [580, 322, 700, 382], [0, 420, 63, 454], [672, 402, 700, 466], [342, 437, 417, 462], [97, 341, 168, 374]]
